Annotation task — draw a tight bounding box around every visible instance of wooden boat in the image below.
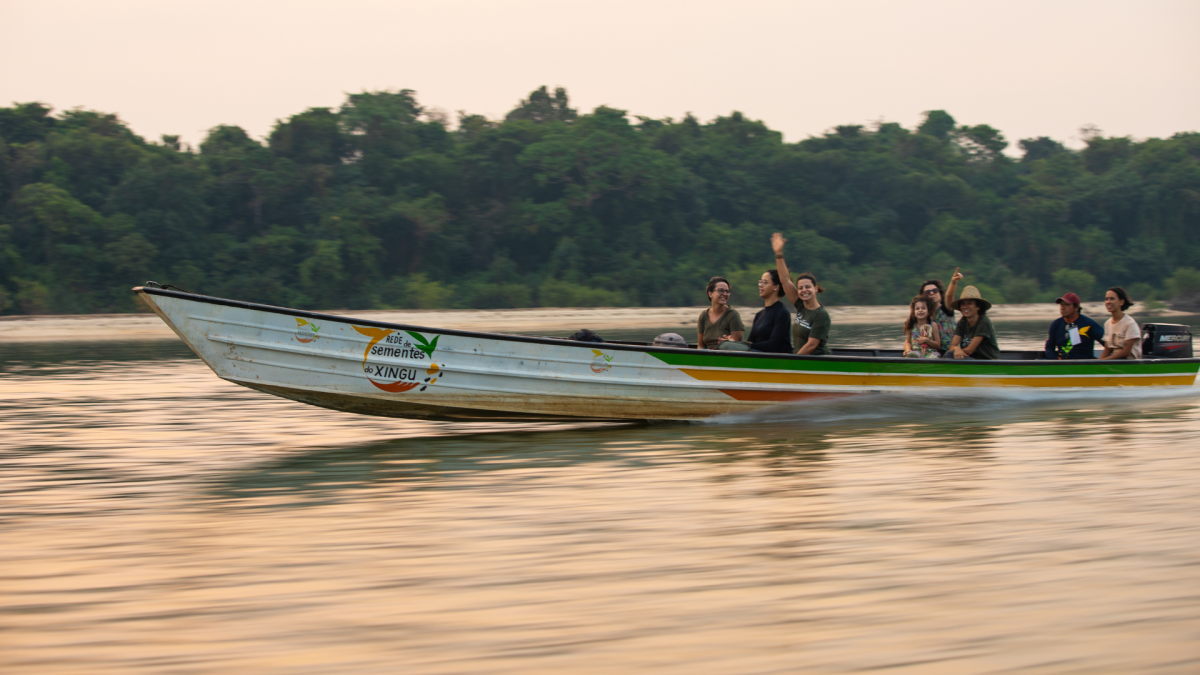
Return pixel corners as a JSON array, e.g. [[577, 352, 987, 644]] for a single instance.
[[135, 286, 1200, 421]]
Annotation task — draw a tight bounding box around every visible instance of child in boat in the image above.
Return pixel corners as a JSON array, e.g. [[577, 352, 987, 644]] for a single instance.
[[903, 295, 941, 358]]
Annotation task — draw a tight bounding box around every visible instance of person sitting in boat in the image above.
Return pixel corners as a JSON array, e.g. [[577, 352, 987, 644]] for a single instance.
[[903, 294, 941, 358], [919, 269, 963, 352], [1044, 292, 1104, 360], [1099, 287, 1142, 360], [697, 276, 745, 349], [771, 233, 831, 355], [720, 269, 792, 352], [948, 286, 1000, 359]]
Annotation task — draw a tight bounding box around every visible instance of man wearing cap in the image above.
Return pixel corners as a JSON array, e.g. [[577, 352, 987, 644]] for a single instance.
[[1044, 292, 1104, 359]]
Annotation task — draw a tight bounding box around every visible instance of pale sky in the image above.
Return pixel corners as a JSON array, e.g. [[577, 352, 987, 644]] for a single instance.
[[2, 0, 1197, 151]]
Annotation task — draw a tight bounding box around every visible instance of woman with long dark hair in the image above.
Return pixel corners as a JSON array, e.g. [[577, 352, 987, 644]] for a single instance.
[[1100, 286, 1141, 359], [919, 268, 963, 352], [721, 268, 792, 353], [903, 294, 941, 358]]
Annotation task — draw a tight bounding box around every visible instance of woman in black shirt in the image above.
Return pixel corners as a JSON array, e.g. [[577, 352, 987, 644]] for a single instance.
[[745, 269, 793, 353]]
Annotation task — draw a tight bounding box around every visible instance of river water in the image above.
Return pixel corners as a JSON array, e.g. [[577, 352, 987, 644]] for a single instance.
[[3, 317, 1200, 674]]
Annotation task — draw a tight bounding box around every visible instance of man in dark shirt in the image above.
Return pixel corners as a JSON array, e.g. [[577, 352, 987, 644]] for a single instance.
[[1044, 292, 1104, 359]]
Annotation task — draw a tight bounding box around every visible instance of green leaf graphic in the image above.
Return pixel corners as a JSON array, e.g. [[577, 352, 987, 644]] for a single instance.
[[405, 331, 439, 356]]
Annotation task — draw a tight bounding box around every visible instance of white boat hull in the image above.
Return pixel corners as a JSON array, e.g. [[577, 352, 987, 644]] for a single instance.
[[136, 288, 1200, 422], [138, 289, 778, 420]]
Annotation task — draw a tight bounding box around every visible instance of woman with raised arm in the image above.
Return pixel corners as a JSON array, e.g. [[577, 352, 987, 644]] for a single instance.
[[918, 269, 963, 353], [696, 276, 744, 349], [771, 232, 831, 355]]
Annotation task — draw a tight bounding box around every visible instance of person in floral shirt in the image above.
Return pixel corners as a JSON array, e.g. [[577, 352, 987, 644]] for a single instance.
[[918, 268, 963, 352]]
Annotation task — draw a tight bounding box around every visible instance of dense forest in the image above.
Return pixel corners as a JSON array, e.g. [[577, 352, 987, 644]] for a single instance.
[[1, 87, 1199, 315]]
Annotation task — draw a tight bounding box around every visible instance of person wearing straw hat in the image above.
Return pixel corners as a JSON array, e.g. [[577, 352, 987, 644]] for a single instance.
[[947, 285, 1000, 360]]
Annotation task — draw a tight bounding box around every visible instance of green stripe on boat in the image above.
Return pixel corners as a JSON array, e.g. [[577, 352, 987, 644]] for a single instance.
[[648, 351, 1199, 376]]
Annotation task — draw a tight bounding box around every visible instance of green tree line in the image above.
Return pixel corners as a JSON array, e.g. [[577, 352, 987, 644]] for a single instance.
[[2, 87, 1199, 315]]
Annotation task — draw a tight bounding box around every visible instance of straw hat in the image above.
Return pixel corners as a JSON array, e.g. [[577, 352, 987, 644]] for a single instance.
[[950, 285, 992, 312]]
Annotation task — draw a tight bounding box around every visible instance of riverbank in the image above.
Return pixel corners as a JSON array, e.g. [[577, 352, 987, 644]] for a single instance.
[[1, 301, 1192, 343]]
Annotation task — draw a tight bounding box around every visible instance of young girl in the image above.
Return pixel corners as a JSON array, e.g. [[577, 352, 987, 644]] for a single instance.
[[903, 295, 942, 358]]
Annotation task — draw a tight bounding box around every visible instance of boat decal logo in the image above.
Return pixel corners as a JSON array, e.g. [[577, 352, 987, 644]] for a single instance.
[[590, 349, 613, 373], [407, 331, 439, 357], [294, 317, 321, 343], [352, 326, 446, 393]]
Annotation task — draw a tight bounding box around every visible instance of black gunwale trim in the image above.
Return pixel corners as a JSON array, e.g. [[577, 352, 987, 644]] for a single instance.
[[134, 287, 1200, 368]]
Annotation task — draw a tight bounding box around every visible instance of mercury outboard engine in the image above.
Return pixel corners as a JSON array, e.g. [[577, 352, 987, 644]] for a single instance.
[[1142, 323, 1193, 358]]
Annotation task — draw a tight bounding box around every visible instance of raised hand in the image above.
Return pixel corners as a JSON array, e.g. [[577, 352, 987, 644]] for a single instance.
[[771, 232, 786, 255], [951, 267, 963, 283]]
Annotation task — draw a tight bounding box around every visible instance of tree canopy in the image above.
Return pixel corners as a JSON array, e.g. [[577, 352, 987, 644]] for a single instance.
[[1, 90, 1198, 315]]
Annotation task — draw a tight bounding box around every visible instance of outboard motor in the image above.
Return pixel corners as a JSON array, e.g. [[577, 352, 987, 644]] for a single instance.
[[1141, 323, 1193, 358]]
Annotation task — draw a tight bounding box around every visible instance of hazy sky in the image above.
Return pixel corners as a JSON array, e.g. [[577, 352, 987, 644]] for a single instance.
[[3, 0, 1197, 151]]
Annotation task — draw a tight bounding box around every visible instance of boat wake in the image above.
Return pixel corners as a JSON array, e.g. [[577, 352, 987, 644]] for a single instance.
[[705, 383, 1200, 428]]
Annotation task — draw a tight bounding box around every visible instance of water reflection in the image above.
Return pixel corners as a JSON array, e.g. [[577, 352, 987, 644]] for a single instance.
[[206, 391, 1200, 506], [0, 338, 197, 373]]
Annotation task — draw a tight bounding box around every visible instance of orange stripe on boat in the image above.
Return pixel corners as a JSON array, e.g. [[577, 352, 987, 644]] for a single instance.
[[718, 390, 858, 402]]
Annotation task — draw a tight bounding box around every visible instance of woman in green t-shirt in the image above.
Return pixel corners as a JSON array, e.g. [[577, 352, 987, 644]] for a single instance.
[[948, 286, 1001, 360], [771, 232, 832, 355], [696, 276, 745, 349]]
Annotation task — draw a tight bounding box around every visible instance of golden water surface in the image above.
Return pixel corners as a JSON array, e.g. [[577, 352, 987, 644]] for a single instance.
[[2, 321, 1199, 674]]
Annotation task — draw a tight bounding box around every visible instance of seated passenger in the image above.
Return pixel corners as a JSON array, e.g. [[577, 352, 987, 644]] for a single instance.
[[919, 268, 963, 353], [948, 286, 1000, 360], [721, 269, 792, 353], [697, 276, 745, 349], [771, 232, 831, 355], [1100, 287, 1141, 360], [903, 295, 941, 358], [1045, 292, 1104, 360]]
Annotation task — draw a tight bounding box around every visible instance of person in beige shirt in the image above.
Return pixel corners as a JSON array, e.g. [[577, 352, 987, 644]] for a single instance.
[[1100, 287, 1141, 359]]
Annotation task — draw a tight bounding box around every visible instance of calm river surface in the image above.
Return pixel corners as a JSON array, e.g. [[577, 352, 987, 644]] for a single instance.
[[3, 317, 1200, 674]]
